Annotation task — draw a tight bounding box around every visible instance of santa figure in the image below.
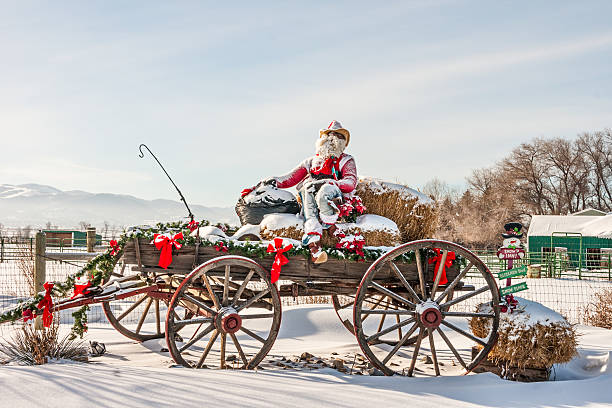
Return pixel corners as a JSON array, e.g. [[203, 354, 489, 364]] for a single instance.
[[262, 120, 357, 264]]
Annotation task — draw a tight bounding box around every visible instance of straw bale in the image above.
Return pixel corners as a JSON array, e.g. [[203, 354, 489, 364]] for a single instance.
[[470, 299, 577, 368], [356, 177, 437, 242]]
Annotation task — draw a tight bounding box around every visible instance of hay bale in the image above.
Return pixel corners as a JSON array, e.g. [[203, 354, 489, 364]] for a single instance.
[[335, 214, 401, 247], [470, 297, 577, 368], [356, 177, 437, 242], [260, 214, 304, 241], [259, 213, 400, 247]]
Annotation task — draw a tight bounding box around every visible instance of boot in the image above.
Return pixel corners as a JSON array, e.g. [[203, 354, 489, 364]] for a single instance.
[[309, 241, 328, 264]]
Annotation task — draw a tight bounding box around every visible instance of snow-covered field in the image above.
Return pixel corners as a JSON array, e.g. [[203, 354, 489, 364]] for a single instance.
[[1, 304, 611, 408]]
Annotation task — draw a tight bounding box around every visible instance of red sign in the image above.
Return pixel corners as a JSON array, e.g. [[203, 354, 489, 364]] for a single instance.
[[497, 247, 525, 260]]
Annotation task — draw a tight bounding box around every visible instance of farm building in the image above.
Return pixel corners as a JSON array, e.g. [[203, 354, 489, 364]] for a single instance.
[[527, 214, 612, 272], [43, 229, 102, 247]]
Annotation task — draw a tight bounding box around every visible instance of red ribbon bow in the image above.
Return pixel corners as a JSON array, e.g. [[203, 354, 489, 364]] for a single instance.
[[152, 232, 184, 269], [22, 308, 35, 322], [428, 249, 456, 286], [187, 220, 200, 232], [214, 242, 229, 252], [109, 240, 121, 256], [266, 238, 293, 283], [71, 276, 92, 299], [36, 282, 54, 328]]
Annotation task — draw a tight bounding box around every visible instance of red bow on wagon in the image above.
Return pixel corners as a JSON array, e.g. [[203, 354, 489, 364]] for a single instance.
[[428, 248, 456, 286], [267, 238, 293, 284], [152, 232, 184, 269]]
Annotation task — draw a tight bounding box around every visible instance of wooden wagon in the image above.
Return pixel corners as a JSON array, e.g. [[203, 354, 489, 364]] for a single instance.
[[88, 237, 500, 376]]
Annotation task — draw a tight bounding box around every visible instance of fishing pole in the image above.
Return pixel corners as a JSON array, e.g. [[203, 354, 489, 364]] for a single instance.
[[138, 144, 194, 222]]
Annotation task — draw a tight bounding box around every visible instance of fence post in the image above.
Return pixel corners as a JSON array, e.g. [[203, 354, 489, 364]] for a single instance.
[[1, 237, 3, 263], [34, 231, 46, 330], [86, 227, 96, 252]]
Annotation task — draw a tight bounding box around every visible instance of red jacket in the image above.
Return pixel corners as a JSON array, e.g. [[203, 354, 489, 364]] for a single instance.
[[275, 154, 358, 195]]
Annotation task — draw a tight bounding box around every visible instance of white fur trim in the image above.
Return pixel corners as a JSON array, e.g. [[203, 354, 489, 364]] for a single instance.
[[304, 218, 323, 236], [320, 212, 339, 225]]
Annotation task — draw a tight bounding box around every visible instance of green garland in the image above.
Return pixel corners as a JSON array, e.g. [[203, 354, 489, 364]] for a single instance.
[[0, 219, 460, 338]]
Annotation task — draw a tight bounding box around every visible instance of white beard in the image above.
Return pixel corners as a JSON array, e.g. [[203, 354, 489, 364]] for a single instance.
[[315, 133, 346, 158]]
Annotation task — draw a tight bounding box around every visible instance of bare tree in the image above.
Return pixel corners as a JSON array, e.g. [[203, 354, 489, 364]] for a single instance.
[[78, 221, 91, 230], [576, 129, 612, 211]]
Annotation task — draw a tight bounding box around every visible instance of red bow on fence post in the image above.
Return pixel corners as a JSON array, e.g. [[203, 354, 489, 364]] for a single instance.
[[36, 282, 54, 328], [109, 240, 121, 256], [428, 249, 456, 286], [152, 232, 184, 269], [267, 238, 293, 284]]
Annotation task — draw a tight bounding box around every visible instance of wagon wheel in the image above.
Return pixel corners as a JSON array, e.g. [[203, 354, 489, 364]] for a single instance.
[[101, 257, 174, 342], [331, 294, 420, 346], [166, 256, 281, 369], [354, 240, 500, 376]]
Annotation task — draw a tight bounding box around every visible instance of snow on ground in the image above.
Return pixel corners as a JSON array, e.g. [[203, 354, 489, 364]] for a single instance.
[[1, 304, 611, 408]]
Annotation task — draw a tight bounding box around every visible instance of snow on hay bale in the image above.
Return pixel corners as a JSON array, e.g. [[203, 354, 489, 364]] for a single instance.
[[259, 213, 401, 247], [356, 177, 436, 242], [470, 298, 577, 368]]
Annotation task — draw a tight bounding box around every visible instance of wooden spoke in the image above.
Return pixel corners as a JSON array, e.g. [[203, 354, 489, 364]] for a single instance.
[[395, 313, 402, 341], [428, 329, 440, 376], [361, 295, 385, 322], [235, 288, 271, 313], [240, 326, 266, 343], [240, 313, 275, 320], [442, 311, 495, 318], [435, 262, 474, 303], [230, 332, 248, 366], [440, 286, 489, 309], [222, 265, 230, 307], [415, 250, 427, 298], [220, 332, 227, 369], [155, 299, 161, 335], [182, 294, 217, 316], [173, 316, 213, 327], [377, 298, 391, 332], [117, 295, 147, 321], [366, 317, 415, 343], [135, 297, 153, 334], [203, 274, 220, 309], [196, 329, 219, 368], [370, 282, 415, 308], [232, 270, 255, 306], [178, 324, 216, 353], [382, 322, 419, 365], [430, 250, 448, 300], [407, 328, 425, 376], [436, 327, 467, 370], [360, 309, 415, 315], [440, 320, 488, 347], [390, 262, 421, 302]]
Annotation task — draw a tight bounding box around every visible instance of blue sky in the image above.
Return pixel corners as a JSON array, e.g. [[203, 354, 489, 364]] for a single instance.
[[1, 1, 611, 207]]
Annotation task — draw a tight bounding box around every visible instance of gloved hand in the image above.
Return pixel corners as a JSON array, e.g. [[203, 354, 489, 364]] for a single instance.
[[260, 177, 277, 187]]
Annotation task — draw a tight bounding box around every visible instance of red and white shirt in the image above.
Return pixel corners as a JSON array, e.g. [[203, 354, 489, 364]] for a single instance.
[[275, 153, 358, 196]]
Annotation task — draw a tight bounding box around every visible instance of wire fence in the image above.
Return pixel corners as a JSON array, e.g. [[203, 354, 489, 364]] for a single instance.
[[1, 237, 611, 337]]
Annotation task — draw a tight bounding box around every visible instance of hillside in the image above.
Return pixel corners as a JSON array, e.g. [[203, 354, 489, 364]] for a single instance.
[[0, 184, 238, 229]]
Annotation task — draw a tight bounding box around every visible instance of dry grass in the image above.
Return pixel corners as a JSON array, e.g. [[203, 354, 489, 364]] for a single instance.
[[470, 304, 577, 368], [0, 319, 88, 365], [356, 179, 437, 242], [583, 288, 612, 329], [261, 224, 399, 247]]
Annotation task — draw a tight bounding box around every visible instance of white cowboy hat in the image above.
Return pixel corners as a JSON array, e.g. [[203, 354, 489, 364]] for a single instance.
[[319, 120, 350, 146]]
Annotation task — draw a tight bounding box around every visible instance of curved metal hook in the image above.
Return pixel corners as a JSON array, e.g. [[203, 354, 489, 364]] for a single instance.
[[138, 143, 150, 159], [138, 143, 194, 221]]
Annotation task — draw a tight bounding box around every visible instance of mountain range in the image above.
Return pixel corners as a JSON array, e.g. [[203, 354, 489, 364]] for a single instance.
[[0, 184, 238, 229]]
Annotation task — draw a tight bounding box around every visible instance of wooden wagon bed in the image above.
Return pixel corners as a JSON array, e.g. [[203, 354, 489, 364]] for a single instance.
[[121, 238, 464, 297]]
